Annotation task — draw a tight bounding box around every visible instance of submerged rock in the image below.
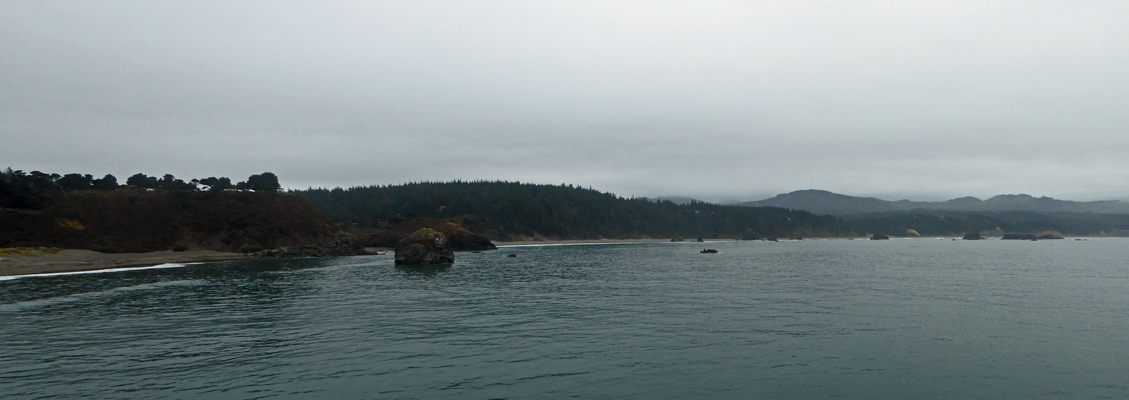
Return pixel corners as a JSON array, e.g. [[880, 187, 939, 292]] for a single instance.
[[395, 228, 455, 265]]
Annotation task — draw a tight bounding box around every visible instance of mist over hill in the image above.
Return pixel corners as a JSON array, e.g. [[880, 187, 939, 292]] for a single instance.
[[739, 190, 1129, 216]]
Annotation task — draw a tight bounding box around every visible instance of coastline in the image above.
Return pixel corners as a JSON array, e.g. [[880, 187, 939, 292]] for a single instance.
[[0, 250, 255, 277], [3, 236, 1002, 278], [494, 239, 669, 247]]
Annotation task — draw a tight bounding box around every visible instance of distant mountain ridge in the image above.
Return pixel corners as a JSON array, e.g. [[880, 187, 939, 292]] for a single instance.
[[738, 190, 1129, 216]]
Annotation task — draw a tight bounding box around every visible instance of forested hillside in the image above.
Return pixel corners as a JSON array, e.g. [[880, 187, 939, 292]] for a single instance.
[[293, 181, 855, 240], [1, 169, 356, 253]]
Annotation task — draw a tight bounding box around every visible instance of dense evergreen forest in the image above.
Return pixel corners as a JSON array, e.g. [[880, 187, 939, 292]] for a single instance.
[[292, 181, 855, 240], [0, 168, 281, 210]]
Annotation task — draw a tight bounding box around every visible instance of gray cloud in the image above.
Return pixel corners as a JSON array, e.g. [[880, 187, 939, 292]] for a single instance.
[[3, 1, 1128, 202]]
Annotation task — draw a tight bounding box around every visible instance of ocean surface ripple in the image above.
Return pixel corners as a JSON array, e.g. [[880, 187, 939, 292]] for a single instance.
[[3, 239, 1128, 399]]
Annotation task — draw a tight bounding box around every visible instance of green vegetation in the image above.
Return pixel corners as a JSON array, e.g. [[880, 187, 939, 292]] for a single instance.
[[1, 168, 282, 210], [1, 168, 349, 253], [0, 247, 63, 257], [0, 190, 349, 253], [293, 181, 855, 240]]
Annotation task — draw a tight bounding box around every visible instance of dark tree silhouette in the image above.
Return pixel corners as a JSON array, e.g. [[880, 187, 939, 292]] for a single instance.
[[246, 172, 281, 193], [199, 177, 235, 192], [92, 174, 119, 190], [58, 173, 94, 190], [126, 173, 157, 189]]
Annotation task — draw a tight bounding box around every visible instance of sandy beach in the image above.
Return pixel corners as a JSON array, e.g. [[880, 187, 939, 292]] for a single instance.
[[0, 249, 254, 277]]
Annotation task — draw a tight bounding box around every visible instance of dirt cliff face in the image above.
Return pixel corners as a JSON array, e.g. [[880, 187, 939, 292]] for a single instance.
[[0, 190, 356, 253], [365, 218, 496, 251]]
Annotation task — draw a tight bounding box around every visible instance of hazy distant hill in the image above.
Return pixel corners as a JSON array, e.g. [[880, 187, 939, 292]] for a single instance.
[[736, 190, 902, 215], [740, 190, 1129, 216], [640, 196, 702, 205]]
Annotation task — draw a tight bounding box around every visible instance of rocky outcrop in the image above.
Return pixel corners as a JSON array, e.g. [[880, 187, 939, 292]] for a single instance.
[[255, 231, 365, 258], [870, 233, 890, 240], [962, 233, 983, 240], [366, 218, 495, 251], [394, 228, 455, 265]]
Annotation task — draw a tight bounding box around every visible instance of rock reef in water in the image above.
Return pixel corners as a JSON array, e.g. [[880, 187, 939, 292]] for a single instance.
[[962, 233, 983, 240], [1001, 233, 1038, 240], [395, 228, 455, 265], [870, 233, 890, 240]]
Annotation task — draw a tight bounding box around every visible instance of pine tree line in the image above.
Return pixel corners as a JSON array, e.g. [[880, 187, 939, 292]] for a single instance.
[[292, 181, 855, 240]]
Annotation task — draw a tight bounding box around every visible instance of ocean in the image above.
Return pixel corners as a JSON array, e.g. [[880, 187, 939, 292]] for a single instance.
[[2, 238, 1127, 399]]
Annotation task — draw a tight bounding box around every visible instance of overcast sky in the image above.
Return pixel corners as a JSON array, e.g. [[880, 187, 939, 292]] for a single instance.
[[3, 1, 1128, 202]]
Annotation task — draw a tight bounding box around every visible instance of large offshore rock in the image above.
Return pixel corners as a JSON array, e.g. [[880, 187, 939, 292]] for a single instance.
[[395, 228, 455, 265], [365, 218, 496, 251]]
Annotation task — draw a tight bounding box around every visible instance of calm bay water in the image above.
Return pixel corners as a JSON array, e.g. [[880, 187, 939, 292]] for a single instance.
[[2, 239, 1128, 399]]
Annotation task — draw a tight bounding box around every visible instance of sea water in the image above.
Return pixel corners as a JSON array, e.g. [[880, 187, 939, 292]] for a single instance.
[[2, 239, 1127, 399]]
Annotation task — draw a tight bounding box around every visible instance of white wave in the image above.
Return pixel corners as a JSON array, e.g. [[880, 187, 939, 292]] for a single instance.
[[0, 263, 189, 281]]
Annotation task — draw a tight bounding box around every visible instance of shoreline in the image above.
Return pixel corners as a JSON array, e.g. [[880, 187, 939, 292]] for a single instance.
[[4, 236, 1102, 278], [0, 250, 255, 278]]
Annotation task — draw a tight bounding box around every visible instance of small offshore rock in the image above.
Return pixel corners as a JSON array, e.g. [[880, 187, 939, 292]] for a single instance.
[[507, 254, 517, 258], [395, 228, 455, 265]]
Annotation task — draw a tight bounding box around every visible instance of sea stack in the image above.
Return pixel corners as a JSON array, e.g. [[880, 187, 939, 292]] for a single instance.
[[395, 228, 455, 265]]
